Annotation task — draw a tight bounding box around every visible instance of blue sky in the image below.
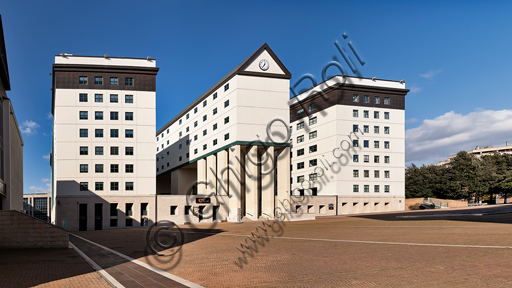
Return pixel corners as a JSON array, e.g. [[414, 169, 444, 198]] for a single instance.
[[2, 1, 512, 193]]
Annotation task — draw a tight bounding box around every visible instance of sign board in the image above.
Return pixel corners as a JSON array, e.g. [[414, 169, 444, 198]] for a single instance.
[[62, 220, 67, 228], [196, 197, 211, 204], [328, 204, 334, 210]]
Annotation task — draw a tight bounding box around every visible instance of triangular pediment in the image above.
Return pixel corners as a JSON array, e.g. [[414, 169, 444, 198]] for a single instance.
[[237, 43, 291, 79]]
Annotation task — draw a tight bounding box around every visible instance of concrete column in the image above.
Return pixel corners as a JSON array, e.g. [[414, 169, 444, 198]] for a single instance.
[[276, 147, 291, 220], [227, 145, 243, 222], [261, 146, 274, 219], [206, 154, 217, 195], [217, 149, 229, 195], [197, 158, 207, 195], [245, 145, 259, 220]]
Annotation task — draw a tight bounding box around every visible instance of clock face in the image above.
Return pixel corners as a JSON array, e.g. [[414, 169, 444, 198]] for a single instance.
[[259, 59, 269, 71]]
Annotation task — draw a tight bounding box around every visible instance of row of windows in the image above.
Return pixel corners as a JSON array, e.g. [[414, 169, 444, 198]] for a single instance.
[[79, 111, 133, 120], [354, 125, 390, 134], [353, 95, 391, 105], [79, 129, 133, 138], [294, 130, 317, 144], [353, 140, 390, 149], [79, 164, 133, 173], [79, 93, 133, 103], [157, 84, 230, 141], [192, 134, 229, 155], [353, 184, 390, 193], [79, 76, 134, 87], [353, 110, 390, 119], [295, 102, 318, 117], [291, 117, 317, 132], [353, 170, 391, 178], [295, 159, 318, 169], [353, 155, 390, 163], [296, 173, 319, 183], [292, 145, 318, 158], [79, 181, 133, 191], [79, 146, 133, 155]]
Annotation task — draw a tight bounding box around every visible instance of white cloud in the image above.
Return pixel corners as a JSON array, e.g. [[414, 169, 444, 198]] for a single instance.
[[46, 112, 53, 120], [42, 178, 51, 182], [42, 153, 50, 160], [419, 69, 442, 79], [409, 86, 422, 93], [20, 120, 40, 135], [29, 183, 51, 194], [406, 109, 512, 165], [406, 117, 419, 124]]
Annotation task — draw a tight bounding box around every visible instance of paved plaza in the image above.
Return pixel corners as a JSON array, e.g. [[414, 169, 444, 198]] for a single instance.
[[70, 205, 512, 288]]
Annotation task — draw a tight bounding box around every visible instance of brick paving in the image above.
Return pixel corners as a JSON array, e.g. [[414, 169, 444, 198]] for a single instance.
[[75, 205, 512, 287], [70, 234, 188, 287], [0, 248, 110, 288]]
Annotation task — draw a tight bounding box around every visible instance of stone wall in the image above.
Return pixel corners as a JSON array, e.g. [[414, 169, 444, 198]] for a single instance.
[[0, 210, 68, 248]]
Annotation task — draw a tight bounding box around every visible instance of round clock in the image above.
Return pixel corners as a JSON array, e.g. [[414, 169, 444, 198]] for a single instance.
[[259, 59, 269, 71]]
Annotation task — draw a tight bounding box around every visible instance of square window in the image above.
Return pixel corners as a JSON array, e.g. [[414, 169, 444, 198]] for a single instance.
[[179, 144, 182, 149], [364, 185, 369, 193], [203, 115, 207, 122], [297, 148, 305, 156], [194, 135, 198, 141], [374, 96, 380, 104], [384, 127, 390, 134], [297, 122, 304, 130], [384, 141, 390, 149], [95, 146, 103, 155], [364, 155, 369, 163], [125, 164, 134, 173], [374, 170, 380, 178], [353, 185, 359, 192], [364, 125, 369, 133], [111, 146, 119, 155], [353, 170, 359, 177], [110, 112, 118, 120], [179, 156, 182, 162], [125, 129, 134, 138], [384, 156, 390, 163], [353, 94, 359, 102], [203, 144, 207, 150], [224, 100, 229, 108], [309, 145, 317, 153], [126, 147, 134, 155], [364, 170, 369, 178], [125, 77, 134, 86], [213, 92, 217, 100], [80, 164, 88, 173], [203, 100, 207, 107], [194, 121, 198, 127], [110, 77, 118, 86], [224, 83, 229, 91], [111, 164, 119, 173], [95, 182, 103, 191], [374, 126, 379, 134], [186, 126, 190, 132], [79, 76, 88, 85], [384, 97, 390, 105], [384, 112, 389, 119], [194, 107, 198, 114], [309, 173, 317, 181], [309, 159, 317, 167], [364, 110, 369, 118], [186, 113, 189, 119], [79, 146, 88, 155], [224, 133, 229, 140], [125, 112, 133, 121], [95, 111, 103, 120], [309, 131, 317, 139], [111, 182, 119, 191], [186, 152, 189, 158], [79, 93, 88, 102], [297, 109, 304, 117], [374, 141, 379, 148], [125, 95, 133, 103], [374, 111, 379, 119], [95, 76, 103, 85], [95, 164, 104, 173], [374, 185, 380, 193], [213, 139, 217, 146], [353, 155, 359, 162], [213, 123, 217, 130], [353, 110, 358, 117], [126, 182, 134, 191], [385, 185, 390, 193], [95, 94, 103, 102], [385, 171, 390, 178], [203, 129, 207, 136], [308, 102, 317, 112], [374, 155, 380, 163], [79, 111, 88, 120], [110, 94, 118, 103], [353, 125, 358, 132], [353, 140, 359, 147], [224, 117, 229, 124], [80, 182, 88, 191], [213, 108, 217, 115], [80, 129, 88, 138], [364, 95, 369, 103], [297, 176, 305, 183], [194, 148, 198, 154], [95, 129, 103, 138], [297, 135, 304, 143], [110, 129, 119, 138]]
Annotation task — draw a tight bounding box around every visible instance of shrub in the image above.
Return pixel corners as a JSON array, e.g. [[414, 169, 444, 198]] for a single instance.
[[409, 203, 421, 210]]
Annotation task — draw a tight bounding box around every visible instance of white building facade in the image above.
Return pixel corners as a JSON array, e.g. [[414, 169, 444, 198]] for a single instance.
[[155, 44, 292, 223], [289, 76, 408, 215], [50, 55, 159, 231]]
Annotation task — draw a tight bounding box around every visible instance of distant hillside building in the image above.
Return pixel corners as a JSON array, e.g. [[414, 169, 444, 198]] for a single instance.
[[433, 142, 512, 166]]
